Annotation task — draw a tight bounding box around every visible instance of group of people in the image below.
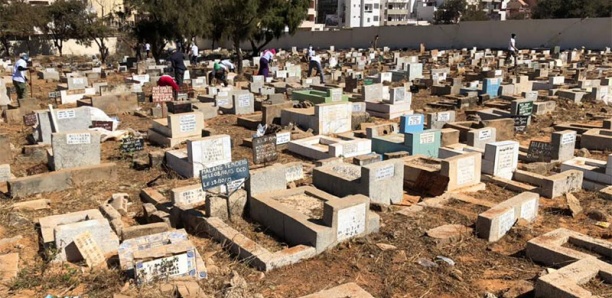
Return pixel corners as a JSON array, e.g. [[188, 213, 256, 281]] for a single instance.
[[11, 34, 521, 102]]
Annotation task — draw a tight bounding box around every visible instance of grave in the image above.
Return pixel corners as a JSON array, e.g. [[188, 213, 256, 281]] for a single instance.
[[287, 135, 372, 160], [48, 130, 101, 170], [250, 186, 380, 253], [38, 209, 119, 262], [372, 114, 442, 158], [117, 229, 207, 283], [526, 228, 611, 268], [481, 141, 519, 180], [535, 258, 612, 298], [313, 159, 404, 205], [292, 86, 347, 104], [165, 135, 232, 178], [281, 102, 352, 135], [148, 112, 205, 147], [475, 192, 539, 242], [560, 154, 612, 190]]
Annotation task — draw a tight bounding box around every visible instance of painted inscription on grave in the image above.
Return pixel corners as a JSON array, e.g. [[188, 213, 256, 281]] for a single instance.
[[237, 94, 252, 108], [336, 204, 366, 241], [437, 112, 451, 122], [408, 115, 422, 125], [179, 114, 197, 133], [73, 231, 105, 267], [456, 156, 475, 186], [517, 101, 534, 116], [252, 135, 278, 164], [561, 133, 576, 145], [527, 141, 552, 161], [152, 86, 174, 102], [496, 144, 516, 171], [66, 133, 91, 145], [135, 251, 197, 284], [375, 164, 395, 181], [479, 129, 492, 140], [420, 132, 435, 144], [57, 110, 76, 120], [520, 199, 538, 221], [498, 208, 516, 237], [200, 159, 250, 190], [276, 132, 291, 145]]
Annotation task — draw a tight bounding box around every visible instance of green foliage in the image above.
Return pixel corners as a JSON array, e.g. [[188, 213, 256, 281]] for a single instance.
[[462, 5, 489, 21], [0, 0, 45, 55], [128, 0, 210, 59], [532, 0, 612, 19], [211, 0, 309, 72], [434, 0, 466, 24], [43, 0, 90, 56]]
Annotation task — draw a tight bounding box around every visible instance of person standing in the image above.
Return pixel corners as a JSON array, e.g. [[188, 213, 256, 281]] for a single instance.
[[258, 48, 276, 78], [167, 48, 187, 86], [135, 42, 142, 61], [189, 43, 199, 65], [12, 53, 29, 100], [145, 42, 151, 58], [508, 33, 518, 67], [307, 48, 324, 84]]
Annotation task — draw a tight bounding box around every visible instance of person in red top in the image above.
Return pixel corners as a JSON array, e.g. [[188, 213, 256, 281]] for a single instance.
[[157, 74, 179, 91]]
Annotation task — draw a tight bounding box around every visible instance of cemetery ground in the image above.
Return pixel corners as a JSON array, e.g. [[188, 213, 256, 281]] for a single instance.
[[0, 54, 611, 298]]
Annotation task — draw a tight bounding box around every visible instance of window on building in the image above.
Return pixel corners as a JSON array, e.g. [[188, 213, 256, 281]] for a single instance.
[[374, 4, 379, 9], [364, 4, 372, 11], [373, 16, 379, 21], [367, 18, 370, 22]]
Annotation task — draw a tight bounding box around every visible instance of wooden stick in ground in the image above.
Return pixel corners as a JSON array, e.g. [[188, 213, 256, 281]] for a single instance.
[[48, 104, 59, 133]]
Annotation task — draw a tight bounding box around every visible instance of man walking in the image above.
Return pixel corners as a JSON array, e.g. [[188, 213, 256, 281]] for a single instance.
[[307, 48, 324, 84], [167, 48, 187, 86], [508, 33, 518, 67], [12, 53, 29, 100]]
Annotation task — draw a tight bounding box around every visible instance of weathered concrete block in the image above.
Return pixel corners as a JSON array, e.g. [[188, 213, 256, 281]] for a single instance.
[[526, 228, 612, 268], [475, 192, 539, 242], [299, 282, 374, 298], [535, 258, 612, 298], [121, 222, 171, 240]]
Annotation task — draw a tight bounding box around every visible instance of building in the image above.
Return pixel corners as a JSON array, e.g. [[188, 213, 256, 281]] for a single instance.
[[382, 0, 415, 26], [480, 0, 510, 20], [343, 0, 383, 27], [22, 0, 126, 19]]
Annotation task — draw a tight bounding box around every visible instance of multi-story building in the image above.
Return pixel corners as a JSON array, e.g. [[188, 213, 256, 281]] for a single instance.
[[21, 0, 126, 19], [382, 0, 414, 25], [481, 0, 510, 20], [343, 0, 383, 27]]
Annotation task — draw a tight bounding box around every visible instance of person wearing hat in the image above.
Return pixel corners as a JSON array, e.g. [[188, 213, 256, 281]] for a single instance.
[[167, 48, 187, 86], [12, 53, 30, 99], [258, 48, 276, 78], [208, 59, 235, 87]]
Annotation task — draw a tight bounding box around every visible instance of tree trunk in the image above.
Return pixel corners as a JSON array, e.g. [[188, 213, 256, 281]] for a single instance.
[[249, 37, 273, 57], [55, 39, 63, 57], [234, 37, 242, 74], [0, 38, 10, 56]]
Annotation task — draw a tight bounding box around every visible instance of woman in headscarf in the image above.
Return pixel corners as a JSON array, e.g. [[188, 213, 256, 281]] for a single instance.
[[258, 49, 276, 78]]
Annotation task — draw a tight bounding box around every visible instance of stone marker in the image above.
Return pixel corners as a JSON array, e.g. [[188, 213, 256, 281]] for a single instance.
[[73, 231, 106, 267], [50, 130, 101, 170], [426, 224, 473, 246]]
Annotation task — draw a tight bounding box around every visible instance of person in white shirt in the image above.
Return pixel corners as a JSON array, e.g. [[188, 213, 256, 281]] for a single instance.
[[189, 43, 199, 64], [145, 42, 151, 58], [12, 53, 29, 99], [307, 50, 325, 84], [507, 33, 518, 66]]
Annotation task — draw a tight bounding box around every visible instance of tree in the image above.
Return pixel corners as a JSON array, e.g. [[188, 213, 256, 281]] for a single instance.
[[532, 0, 612, 19], [79, 12, 114, 63], [211, 0, 309, 73], [128, 0, 210, 59], [43, 0, 89, 57], [434, 0, 466, 24], [248, 0, 309, 55], [461, 5, 489, 21], [0, 0, 45, 56]]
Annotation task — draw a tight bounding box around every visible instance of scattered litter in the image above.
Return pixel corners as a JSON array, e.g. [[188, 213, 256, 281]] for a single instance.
[[436, 255, 455, 266], [416, 257, 438, 268]]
